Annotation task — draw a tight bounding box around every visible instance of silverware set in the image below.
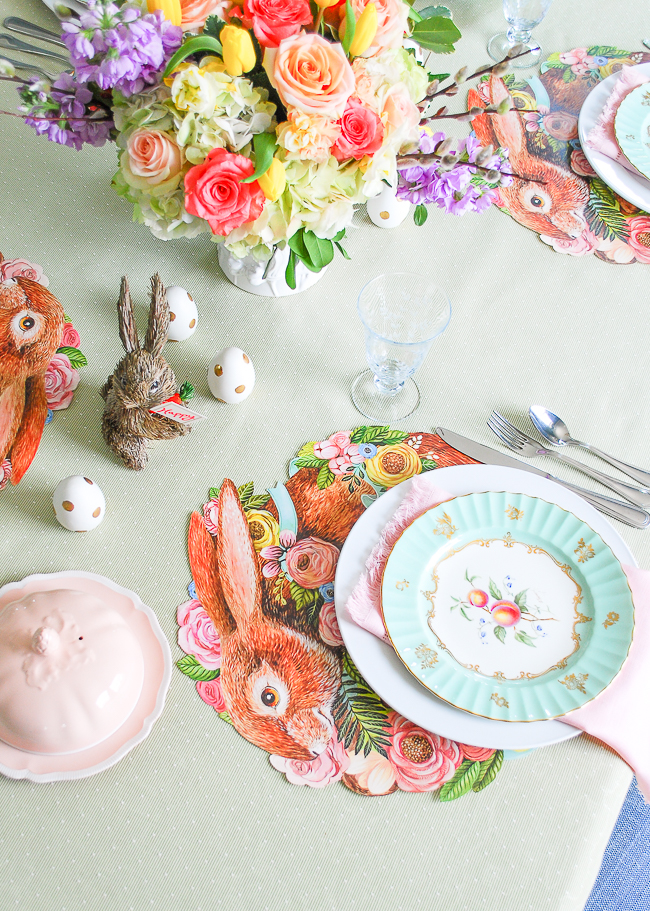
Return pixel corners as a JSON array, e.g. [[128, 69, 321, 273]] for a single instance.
[[0, 12, 78, 79], [487, 407, 650, 528]]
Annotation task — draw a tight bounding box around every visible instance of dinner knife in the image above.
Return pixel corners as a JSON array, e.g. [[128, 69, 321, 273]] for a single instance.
[[435, 427, 650, 529]]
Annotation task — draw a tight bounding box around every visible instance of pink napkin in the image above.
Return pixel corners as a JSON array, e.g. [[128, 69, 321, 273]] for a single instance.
[[346, 473, 650, 801], [586, 65, 649, 176]]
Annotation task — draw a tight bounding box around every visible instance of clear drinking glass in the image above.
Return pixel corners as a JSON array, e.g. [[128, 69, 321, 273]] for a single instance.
[[487, 0, 553, 68], [351, 273, 451, 423]]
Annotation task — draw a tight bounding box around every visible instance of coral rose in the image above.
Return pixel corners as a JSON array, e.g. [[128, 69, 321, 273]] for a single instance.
[[184, 147, 266, 235], [270, 735, 349, 786], [570, 147, 596, 177], [318, 601, 344, 647], [333, 96, 384, 161], [123, 128, 183, 191], [60, 322, 81, 348], [387, 712, 462, 791], [244, 0, 313, 48], [285, 536, 339, 588], [196, 677, 226, 712], [459, 743, 496, 762], [265, 32, 355, 117], [0, 258, 48, 286], [203, 495, 219, 534], [180, 0, 222, 30], [365, 442, 422, 488], [343, 0, 408, 55], [44, 352, 79, 410], [627, 215, 650, 263], [177, 598, 222, 668]]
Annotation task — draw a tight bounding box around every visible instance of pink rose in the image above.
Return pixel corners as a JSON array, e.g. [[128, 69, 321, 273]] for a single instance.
[[266, 32, 355, 118], [333, 97, 384, 161], [180, 0, 222, 30], [318, 601, 343, 647], [244, 0, 312, 48], [185, 148, 266, 236], [542, 111, 578, 141], [0, 257, 48, 286], [44, 352, 79, 411], [570, 148, 596, 177], [329, 454, 354, 475], [559, 47, 589, 65], [344, 748, 397, 795], [196, 677, 226, 712], [540, 228, 599, 256], [459, 743, 496, 762], [387, 712, 462, 792], [626, 216, 650, 263], [285, 536, 339, 588], [124, 129, 183, 189], [0, 459, 11, 492], [203, 496, 220, 535], [61, 322, 81, 348], [328, 431, 351, 450], [270, 734, 349, 786], [177, 598, 222, 668], [344, 0, 409, 55]]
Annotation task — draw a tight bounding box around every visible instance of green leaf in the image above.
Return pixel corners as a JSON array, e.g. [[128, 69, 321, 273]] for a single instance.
[[303, 231, 334, 269], [333, 653, 391, 757], [244, 494, 271, 510], [587, 46, 631, 58], [407, 7, 422, 22], [465, 570, 477, 585], [287, 229, 322, 272], [163, 35, 223, 78], [292, 455, 329, 469], [240, 132, 278, 183], [285, 249, 297, 289], [317, 464, 336, 489], [218, 711, 234, 725], [472, 750, 504, 792], [562, 68, 577, 83], [411, 15, 461, 53], [179, 381, 194, 401], [202, 15, 224, 40], [513, 589, 528, 608], [488, 579, 502, 600], [334, 241, 351, 261], [493, 625, 506, 644], [289, 581, 321, 622], [342, 0, 356, 55], [418, 5, 452, 18], [177, 654, 220, 681], [56, 345, 87, 368], [237, 481, 254, 505], [439, 759, 482, 801], [585, 178, 631, 242], [208, 486, 220, 500], [350, 426, 410, 445], [460, 607, 472, 621], [413, 204, 428, 226], [420, 458, 438, 471], [514, 629, 536, 647], [332, 229, 346, 242]]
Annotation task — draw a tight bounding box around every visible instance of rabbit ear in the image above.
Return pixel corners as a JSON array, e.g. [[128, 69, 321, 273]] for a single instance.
[[144, 273, 169, 357], [9, 375, 48, 484], [188, 512, 237, 638], [467, 85, 497, 148], [217, 478, 264, 629], [118, 276, 139, 353], [484, 75, 526, 161]]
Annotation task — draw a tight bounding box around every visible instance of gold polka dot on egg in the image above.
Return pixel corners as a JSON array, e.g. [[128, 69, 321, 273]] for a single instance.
[[214, 364, 223, 376], [62, 500, 74, 512], [235, 385, 245, 394]]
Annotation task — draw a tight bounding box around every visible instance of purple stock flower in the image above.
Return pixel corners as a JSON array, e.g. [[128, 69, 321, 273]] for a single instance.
[[19, 72, 113, 151]]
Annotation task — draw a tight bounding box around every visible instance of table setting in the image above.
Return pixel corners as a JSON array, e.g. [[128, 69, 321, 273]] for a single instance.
[[1, 0, 649, 909]]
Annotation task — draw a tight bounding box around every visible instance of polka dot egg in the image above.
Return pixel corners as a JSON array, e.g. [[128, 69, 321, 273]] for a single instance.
[[207, 347, 255, 404], [53, 476, 106, 532], [166, 286, 198, 341]]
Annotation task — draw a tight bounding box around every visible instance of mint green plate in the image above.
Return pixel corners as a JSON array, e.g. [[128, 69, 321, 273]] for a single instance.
[[381, 492, 635, 722], [615, 83, 650, 181]]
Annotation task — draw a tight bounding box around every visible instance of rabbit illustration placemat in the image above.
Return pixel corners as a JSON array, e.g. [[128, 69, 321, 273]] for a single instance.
[[176, 428, 513, 802], [469, 47, 650, 263]]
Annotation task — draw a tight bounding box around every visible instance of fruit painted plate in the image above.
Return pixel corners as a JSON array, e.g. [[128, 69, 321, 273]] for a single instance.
[[381, 491, 635, 722], [615, 83, 650, 181]]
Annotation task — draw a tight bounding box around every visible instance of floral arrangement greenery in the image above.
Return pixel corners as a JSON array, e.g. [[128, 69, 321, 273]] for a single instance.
[[4, 0, 527, 285]]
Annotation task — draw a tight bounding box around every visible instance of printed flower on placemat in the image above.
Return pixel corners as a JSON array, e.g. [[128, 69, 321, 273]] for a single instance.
[[270, 733, 349, 787], [45, 352, 80, 411], [177, 598, 222, 669], [387, 712, 462, 792]]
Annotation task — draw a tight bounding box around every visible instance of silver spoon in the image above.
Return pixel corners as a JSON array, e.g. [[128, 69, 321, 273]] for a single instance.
[[0, 35, 70, 66], [0, 54, 55, 80], [529, 405, 650, 488], [4, 17, 67, 49]]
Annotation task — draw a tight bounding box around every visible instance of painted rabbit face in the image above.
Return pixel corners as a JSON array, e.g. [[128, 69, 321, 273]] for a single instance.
[[0, 278, 64, 377]]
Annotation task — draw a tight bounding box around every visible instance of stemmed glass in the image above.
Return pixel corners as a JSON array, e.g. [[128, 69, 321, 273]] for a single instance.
[[487, 0, 553, 68], [351, 273, 451, 423]]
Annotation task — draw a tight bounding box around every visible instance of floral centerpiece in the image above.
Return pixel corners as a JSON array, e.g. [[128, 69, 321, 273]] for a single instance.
[[5, 0, 522, 292]]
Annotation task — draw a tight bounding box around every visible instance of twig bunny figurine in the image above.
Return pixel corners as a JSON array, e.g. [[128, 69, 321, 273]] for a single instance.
[[101, 273, 189, 470]]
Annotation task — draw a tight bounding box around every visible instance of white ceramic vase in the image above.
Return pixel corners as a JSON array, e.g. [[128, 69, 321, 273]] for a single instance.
[[217, 244, 327, 297], [366, 183, 411, 229]]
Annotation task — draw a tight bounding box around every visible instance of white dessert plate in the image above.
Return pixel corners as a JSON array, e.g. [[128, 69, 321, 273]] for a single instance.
[[578, 62, 650, 212], [334, 464, 637, 750], [0, 572, 172, 782]]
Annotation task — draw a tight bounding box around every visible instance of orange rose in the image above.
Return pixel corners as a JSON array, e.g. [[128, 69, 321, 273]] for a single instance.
[[180, 0, 222, 30], [265, 32, 355, 117]]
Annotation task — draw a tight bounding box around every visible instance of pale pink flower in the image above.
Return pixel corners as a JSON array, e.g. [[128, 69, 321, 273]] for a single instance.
[[559, 47, 589, 65], [344, 748, 397, 794], [595, 234, 636, 264], [540, 228, 599, 256], [314, 438, 341, 460], [203, 496, 219, 535], [328, 431, 351, 450], [196, 677, 226, 712], [60, 322, 81, 348], [318, 601, 343, 647], [180, 0, 222, 31], [44, 352, 79, 410], [285, 536, 339, 588], [270, 734, 350, 787], [387, 712, 462, 792], [0, 459, 11, 491], [0, 257, 48, 286], [123, 128, 183, 190], [277, 111, 341, 163], [177, 598, 222, 669], [329, 454, 355, 475]]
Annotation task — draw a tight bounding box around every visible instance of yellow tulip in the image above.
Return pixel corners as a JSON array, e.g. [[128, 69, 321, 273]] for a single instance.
[[257, 157, 286, 202], [314, 0, 340, 7], [221, 26, 256, 78], [147, 0, 182, 27], [348, 2, 378, 57]]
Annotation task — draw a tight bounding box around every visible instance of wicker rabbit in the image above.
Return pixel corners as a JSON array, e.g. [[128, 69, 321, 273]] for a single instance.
[[101, 273, 189, 470], [188, 478, 341, 761]]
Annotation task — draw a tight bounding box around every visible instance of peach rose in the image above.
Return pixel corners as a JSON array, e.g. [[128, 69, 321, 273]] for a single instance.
[[285, 536, 339, 588], [318, 601, 344, 647], [570, 148, 596, 177], [0, 258, 48, 286], [196, 677, 226, 712], [387, 712, 462, 792], [244, 0, 313, 48], [184, 147, 266, 235], [180, 0, 222, 31], [333, 96, 384, 160], [277, 111, 341, 163], [266, 32, 355, 117], [44, 352, 79, 410], [344, 0, 409, 55], [124, 129, 183, 190], [382, 84, 420, 145], [542, 111, 578, 141]]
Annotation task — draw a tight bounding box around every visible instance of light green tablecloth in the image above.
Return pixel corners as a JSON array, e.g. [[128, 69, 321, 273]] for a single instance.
[[1, 1, 648, 908]]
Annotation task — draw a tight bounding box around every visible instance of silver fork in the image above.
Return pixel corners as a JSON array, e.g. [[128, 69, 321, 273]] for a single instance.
[[488, 411, 650, 509]]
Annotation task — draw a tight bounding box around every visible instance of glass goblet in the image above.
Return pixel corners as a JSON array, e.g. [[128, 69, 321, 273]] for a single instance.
[[351, 273, 451, 423], [487, 0, 553, 68]]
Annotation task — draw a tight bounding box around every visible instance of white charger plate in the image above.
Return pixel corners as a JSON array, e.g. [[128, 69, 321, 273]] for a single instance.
[[334, 464, 637, 750], [578, 63, 650, 212]]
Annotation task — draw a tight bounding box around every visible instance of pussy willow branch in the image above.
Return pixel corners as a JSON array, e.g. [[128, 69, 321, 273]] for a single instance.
[[427, 46, 535, 100]]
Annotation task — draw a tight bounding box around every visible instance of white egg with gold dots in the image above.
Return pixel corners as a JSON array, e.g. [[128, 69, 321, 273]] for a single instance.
[[207, 347, 255, 404], [166, 286, 198, 341], [53, 475, 106, 532]]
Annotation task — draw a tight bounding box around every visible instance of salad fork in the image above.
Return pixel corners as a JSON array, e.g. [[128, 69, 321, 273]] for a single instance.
[[487, 412, 650, 509]]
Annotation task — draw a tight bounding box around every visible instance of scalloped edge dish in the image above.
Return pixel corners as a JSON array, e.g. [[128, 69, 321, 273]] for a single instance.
[[0, 572, 172, 782], [381, 492, 635, 723]]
